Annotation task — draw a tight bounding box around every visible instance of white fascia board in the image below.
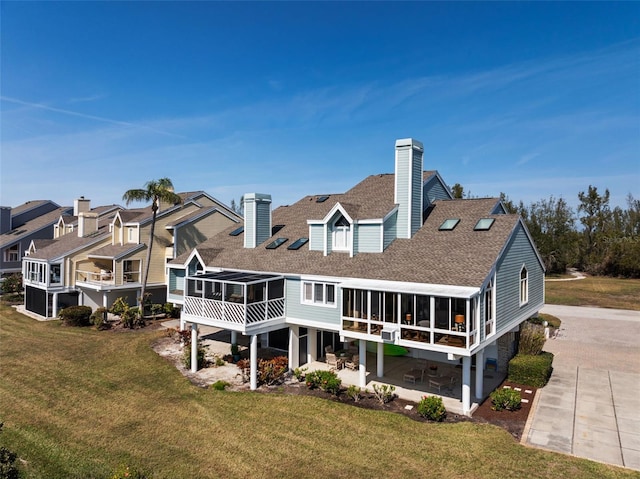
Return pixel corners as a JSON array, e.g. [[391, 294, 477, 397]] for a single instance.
[[340, 277, 479, 298], [185, 248, 206, 269], [322, 202, 353, 224], [285, 316, 341, 332], [307, 219, 323, 225], [355, 218, 384, 225]]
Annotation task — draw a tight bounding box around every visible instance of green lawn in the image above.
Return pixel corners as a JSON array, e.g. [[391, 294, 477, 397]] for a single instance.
[[545, 276, 640, 310], [0, 304, 637, 479]]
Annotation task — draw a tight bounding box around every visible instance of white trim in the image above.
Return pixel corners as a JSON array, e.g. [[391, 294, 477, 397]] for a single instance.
[[519, 264, 529, 306], [341, 277, 478, 298], [300, 281, 337, 308]]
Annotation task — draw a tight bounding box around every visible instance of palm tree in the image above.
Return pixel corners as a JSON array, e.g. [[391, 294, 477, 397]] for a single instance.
[[122, 178, 182, 313]]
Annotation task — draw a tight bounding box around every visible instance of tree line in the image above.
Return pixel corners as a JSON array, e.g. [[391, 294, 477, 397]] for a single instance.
[[451, 184, 640, 278]]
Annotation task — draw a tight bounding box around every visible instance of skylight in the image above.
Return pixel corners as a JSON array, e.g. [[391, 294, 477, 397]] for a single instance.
[[287, 237, 309, 250], [266, 238, 288, 249], [474, 218, 495, 231], [229, 226, 244, 236], [439, 218, 460, 231], [316, 195, 329, 203]]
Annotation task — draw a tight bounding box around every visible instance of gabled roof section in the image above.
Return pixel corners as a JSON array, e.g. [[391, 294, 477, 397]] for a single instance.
[[10, 200, 58, 217], [24, 224, 111, 261], [0, 207, 73, 248]]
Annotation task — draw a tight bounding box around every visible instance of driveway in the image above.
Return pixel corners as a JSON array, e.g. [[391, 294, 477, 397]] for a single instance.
[[525, 305, 640, 470]]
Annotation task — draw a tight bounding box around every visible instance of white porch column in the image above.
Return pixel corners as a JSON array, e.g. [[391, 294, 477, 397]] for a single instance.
[[52, 292, 59, 317], [307, 328, 317, 364], [475, 349, 485, 399], [230, 331, 238, 345], [288, 326, 300, 370], [462, 356, 472, 415], [102, 292, 109, 308], [358, 340, 367, 388], [377, 342, 384, 378], [190, 323, 198, 373], [250, 334, 258, 390]]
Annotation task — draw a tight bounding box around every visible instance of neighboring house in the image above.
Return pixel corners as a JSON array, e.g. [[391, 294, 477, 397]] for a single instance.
[[22, 192, 241, 318], [169, 138, 545, 415], [0, 200, 73, 279]]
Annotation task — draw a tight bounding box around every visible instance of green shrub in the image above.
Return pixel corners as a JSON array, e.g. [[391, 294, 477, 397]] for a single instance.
[[519, 322, 546, 355], [346, 385, 362, 402], [305, 370, 341, 395], [529, 313, 561, 329], [417, 395, 447, 421], [90, 307, 109, 329], [293, 367, 307, 382], [58, 305, 92, 327], [0, 422, 21, 479], [164, 303, 180, 318], [109, 297, 129, 316], [150, 303, 164, 317], [508, 352, 554, 387], [211, 380, 230, 391], [1, 274, 22, 295], [372, 383, 396, 404], [490, 388, 522, 411]]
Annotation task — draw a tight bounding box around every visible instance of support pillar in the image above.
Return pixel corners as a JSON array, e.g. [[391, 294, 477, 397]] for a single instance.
[[52, 292, 59, 318], [475, 349, 485, 399], [307, 328, 317, 364], [358, 340, 367, 388], [190, 323, 198, 373], [102, 292, 109, 308], [377, 342, 384, 378], [288, 326, 299, 370], [250, 334, 258, 390], [462, 356, 471, 415], [230, 330, 238, 345]]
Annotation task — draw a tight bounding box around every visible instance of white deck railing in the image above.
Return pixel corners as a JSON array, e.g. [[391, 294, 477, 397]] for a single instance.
[[183, 296, 285, 326]]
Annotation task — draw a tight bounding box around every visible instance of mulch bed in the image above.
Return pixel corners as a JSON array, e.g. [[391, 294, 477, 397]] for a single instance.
[[260, 379, 537, 441]]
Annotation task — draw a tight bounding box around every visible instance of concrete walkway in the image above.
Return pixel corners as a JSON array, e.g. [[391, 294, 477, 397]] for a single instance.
[[526, 305, 640, 470]]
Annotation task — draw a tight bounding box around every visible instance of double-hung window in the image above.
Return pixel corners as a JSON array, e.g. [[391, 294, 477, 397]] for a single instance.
[[302, 281, 336, 306]]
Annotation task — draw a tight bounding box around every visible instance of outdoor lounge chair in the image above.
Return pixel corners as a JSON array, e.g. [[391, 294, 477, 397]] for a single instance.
[[345, 354, 359, 371], [325, 352, 343, 370]]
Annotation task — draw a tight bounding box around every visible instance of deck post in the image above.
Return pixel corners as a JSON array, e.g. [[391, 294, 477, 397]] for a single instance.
[[230, 330, 237, 345], [52, 292, 59, 317], [358, 340, 367, 387], [462, 356, 471, 415], [250, 334, 258, 390], [377, 342, 384, 377], [307, 328, 317, 364], [475, 349, 485, 399], [288, 326, 299, 370], [190, 322, 198, 373]]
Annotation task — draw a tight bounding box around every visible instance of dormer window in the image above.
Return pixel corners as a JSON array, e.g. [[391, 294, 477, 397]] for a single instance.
[[332, 215, 350, 251]]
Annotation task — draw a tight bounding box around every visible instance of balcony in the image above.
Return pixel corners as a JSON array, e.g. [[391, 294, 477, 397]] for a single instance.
[[181, 271, 285, 334], [76, 269, 116, 287]]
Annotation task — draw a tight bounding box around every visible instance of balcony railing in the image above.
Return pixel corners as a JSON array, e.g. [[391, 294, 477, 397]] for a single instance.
[[76, 270, 115, 286], [183, 296, 285, 326]]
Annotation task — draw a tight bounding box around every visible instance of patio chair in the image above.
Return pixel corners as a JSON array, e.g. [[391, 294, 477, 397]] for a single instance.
[[325, 352, 343, 370], [324, 345, 334, 355], [345, 354, 359, 371], [403, 368, 424, 384]]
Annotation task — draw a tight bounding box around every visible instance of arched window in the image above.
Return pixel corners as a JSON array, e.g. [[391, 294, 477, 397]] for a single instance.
[[332, 215, 350, 251], [520, 265, 528, 305]]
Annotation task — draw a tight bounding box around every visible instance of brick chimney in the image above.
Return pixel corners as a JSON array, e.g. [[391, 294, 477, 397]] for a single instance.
[[242, 193, 272, 248], [394, 138, 424, 239]]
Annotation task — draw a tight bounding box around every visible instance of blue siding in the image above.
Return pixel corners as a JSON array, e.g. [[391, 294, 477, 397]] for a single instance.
[[285, 279, 341, 325], [309, 224, 324, 251], [356, 224, 382, 253], [424, 175, 452, 205], [495, 223, 544, 332], [383, 211, 397, 249]]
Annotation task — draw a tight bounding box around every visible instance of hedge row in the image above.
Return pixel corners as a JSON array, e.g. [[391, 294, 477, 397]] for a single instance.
[[507, 352, 554, 387]]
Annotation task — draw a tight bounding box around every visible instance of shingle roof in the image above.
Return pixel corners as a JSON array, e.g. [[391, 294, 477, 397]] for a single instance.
[[174, 175, 518, 288], [10, 200, 56, 217], [88, 243, 145, 259], [0, 207, 73, 248], [26, 225, 111, 261], [165, 207, 218, 228]]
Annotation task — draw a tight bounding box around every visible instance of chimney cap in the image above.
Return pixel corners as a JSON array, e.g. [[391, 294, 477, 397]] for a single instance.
[[395, 138, 423, 151]]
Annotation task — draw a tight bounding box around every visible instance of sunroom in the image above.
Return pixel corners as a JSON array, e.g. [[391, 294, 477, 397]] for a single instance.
[[181, 271, 286, 334]]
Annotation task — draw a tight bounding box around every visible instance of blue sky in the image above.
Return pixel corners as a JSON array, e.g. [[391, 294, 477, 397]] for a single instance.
[[2, 2, 639, 212]]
